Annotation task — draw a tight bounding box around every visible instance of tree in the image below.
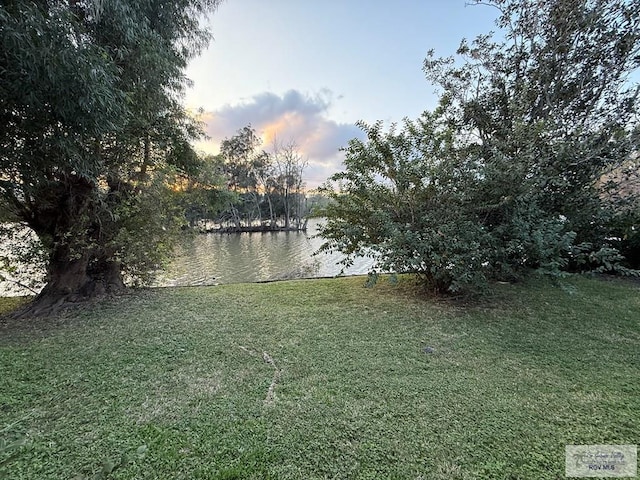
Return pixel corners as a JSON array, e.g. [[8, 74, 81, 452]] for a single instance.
[[174, 154, 231, 229], [271, 139, 308, 230], [214, 127, 309, 231], [0, 0, 221, 313], [423, 0, 640, 268], [219, 125, 269, 229], [321, 0, 640, 294]]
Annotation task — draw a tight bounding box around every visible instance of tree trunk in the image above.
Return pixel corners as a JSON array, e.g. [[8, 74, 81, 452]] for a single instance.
[[265, 193, 277, 227], [87, 258, 126, 295], [284, 190, 291, 229], [14, 174, 127, 317], [18, 248, 92, 317], [38, 250, 91, 301], [252, 190, 262, 225], [15, 246, 126, 318], [230, 203, 242, 231]]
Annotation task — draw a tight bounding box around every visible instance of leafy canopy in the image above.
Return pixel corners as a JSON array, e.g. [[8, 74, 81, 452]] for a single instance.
[[321, 0, 640, 294], [0, 0, 220, 301]]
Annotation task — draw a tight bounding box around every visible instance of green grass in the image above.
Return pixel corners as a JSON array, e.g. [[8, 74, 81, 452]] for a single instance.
[[1, 276, 638, 479]]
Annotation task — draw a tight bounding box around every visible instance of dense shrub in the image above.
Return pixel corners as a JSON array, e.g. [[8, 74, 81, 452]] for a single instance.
[[321, 0, 640, 294]]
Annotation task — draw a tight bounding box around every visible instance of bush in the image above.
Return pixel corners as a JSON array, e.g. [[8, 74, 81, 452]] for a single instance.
[[320, 111, 588, 294]]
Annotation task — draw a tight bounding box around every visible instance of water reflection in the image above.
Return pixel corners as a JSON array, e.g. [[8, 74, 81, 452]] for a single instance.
[[155, 218, 374, 287], [0, 219, 374, 296]]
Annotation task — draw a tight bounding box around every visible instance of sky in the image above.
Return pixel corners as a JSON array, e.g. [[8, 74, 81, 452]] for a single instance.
[[184, 1, 501, 188]]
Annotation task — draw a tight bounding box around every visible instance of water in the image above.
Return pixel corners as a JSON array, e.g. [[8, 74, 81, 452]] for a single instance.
[[0, 219, 374, 296], [155, 218, 374, 287]]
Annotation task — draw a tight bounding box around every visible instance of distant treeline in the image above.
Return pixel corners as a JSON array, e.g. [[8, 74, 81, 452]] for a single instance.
[[175, 125, 331, 233]]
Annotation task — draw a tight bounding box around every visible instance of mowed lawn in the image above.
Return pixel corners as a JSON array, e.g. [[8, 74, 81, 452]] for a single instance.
[[0, 276, 638, 479]]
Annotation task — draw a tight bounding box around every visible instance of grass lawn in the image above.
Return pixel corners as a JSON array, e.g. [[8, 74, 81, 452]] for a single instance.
[[0, 276, 638, 479]]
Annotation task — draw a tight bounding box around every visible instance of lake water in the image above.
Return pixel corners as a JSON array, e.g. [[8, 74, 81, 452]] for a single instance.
[[154, 218, 374, 287], [0, 219, 374, 296]]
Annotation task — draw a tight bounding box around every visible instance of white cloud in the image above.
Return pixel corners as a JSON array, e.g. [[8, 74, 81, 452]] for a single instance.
[[195, 89, 365, 188]]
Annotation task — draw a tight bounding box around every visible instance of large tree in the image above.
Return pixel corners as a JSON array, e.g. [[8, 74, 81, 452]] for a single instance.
[[219, 125, 268, 229], [271, 139, 308, 230], [0, 0, 220, 312], [321, 0, 640, 293], [423, 0, 640, 250]]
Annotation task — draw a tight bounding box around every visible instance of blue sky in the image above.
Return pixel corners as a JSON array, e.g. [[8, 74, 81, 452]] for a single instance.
[[185, 1, 500, 187]]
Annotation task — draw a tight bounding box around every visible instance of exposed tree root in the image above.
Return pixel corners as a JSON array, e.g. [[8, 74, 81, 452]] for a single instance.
[[238, 346, 282, 406], [6, 281, 127, 320], [262, 351, 281, 406]]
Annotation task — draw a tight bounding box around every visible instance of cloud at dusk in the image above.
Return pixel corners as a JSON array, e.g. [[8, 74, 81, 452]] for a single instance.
[[194, 89, 365, 188]]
